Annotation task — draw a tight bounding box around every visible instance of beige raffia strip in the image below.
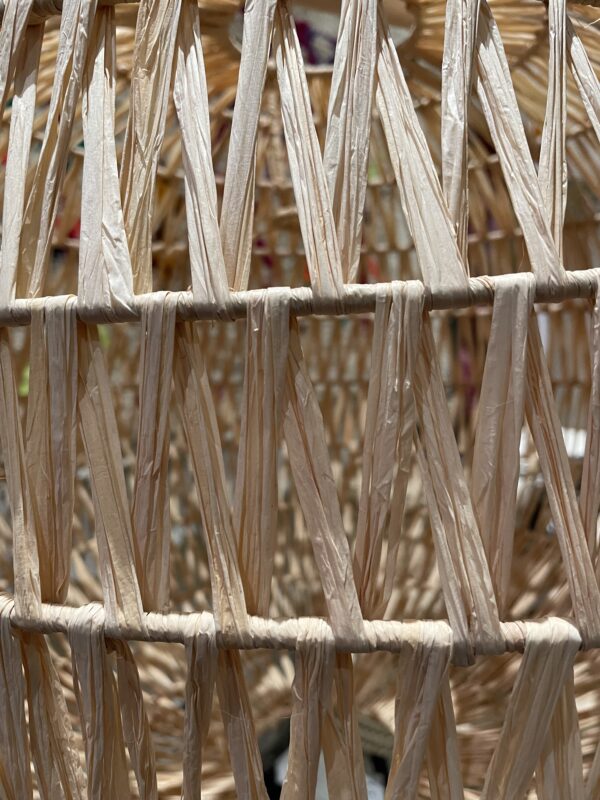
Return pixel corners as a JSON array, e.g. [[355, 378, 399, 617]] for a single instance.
[[181, 613, 217, 800], [376, 6, 467, 292], [19, 0, 97, 298], [0, 596, 32, 799], [281, 619, 335, 800], [25, 297, 77, 604], [20, 631, 86, 799], [441, 0, 480, 261], [174, 0, 229, 305], [414, 316, 502, 664], [0, 0, 38, 301], [0, 0, 33, 102], [425, 676, 463, 799], [173, 323, 249, 637], [580, 288, 600, 560], [220, 0, 277, 291], [567, 17, 600, 141], [69, 605, 130, 799], [475, 0, 563, 283], [283, 320, 364, 642], [536, 3, 600, 614], [79, 6, 134, 312], [112, 640, 158, 799], [539, 0, 567, 258], [77, 323, 144, 631], [525, 318, 600, 646], [481, 618, 581, 799], [472, 273, 534, 615], [131, 293, 177, 612], [323, 0, 377, 282], [536, 670, 585, 800], [273, 1, 344, 300], [385, 622, 452, 800], [587, 735, 600, 800], [3, 294, 80, 800], [234, 289, 290, 616], [385, 620, 454, 799], [354, 281, 423, 619], [0, 328, 40, 618], [322, 653, 368, 800], [216, 649, 268, 799], [120, 0, 182, 294]]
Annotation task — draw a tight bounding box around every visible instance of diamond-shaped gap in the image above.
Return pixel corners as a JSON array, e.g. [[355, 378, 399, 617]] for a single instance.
[[218, 0, 425, 291], [512, 311, 595, 626], [432, 307, 493, 467], [389, 309, 488, 630], [287, 312, 444, 626], [68, 317, 214, 616], [167, 391, 213, 614], [464, 298, 595, 625], [463, 2, 600, 278], [0, 324, 31, 599], [162, 313, 328, 622], [23, 631, 86, 796], [0, 319, 119, 609], [372, 0, 599, 283], [165, 318, 245, 617], [70, 321, 139, 611], [362, 297, 586, 632], [253, 647, 396, 796], [324, 306, 450, 623], [453, 649, 590, 795], [21, 630, 159, 797], [149, 134, 192, 295], [506, 452, 569, 621], [252, 100, 309, 291], [388, 463, 447, 624], [451, 651, 523, 795], [211, 0, 437, 289], [275, 315, 364, 621], [124, 639, 188, 794], [575, 648, 600, 788]]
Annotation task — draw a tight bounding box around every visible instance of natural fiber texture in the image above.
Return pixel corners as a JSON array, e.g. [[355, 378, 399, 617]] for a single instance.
[[0, 0, 598, 797]]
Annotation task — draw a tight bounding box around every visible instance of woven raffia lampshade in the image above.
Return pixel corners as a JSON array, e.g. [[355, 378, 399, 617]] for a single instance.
[[0, 0, 600, 797]]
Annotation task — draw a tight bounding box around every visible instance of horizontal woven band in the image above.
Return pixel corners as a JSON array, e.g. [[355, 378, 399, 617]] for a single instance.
[[7, 597, 588, 661], [1, 267, 598, 327]]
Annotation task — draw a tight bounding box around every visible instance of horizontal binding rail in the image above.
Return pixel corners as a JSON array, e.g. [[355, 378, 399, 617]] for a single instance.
[[0, 268, 598, 326], [1, 0, 599, 23], [7, 599, 586, 661]]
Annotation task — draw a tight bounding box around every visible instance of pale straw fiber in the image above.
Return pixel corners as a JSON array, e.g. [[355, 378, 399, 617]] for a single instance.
[[0, 0, 597, 796], [119, 0, 182, 294], [0, 595, 31, 799], [280, 619, 334, 800], [322, 652, 368, 799]]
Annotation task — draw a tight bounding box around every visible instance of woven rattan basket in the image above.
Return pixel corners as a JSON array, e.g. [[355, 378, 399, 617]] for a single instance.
[[0, 0, 600, 797]]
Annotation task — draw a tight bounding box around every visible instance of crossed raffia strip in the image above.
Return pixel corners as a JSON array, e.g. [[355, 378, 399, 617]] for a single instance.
[[0, 0, 600, 797]]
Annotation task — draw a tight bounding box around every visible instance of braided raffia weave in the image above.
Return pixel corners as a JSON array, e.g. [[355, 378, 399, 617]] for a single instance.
[[0, 0, 600, 797]]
